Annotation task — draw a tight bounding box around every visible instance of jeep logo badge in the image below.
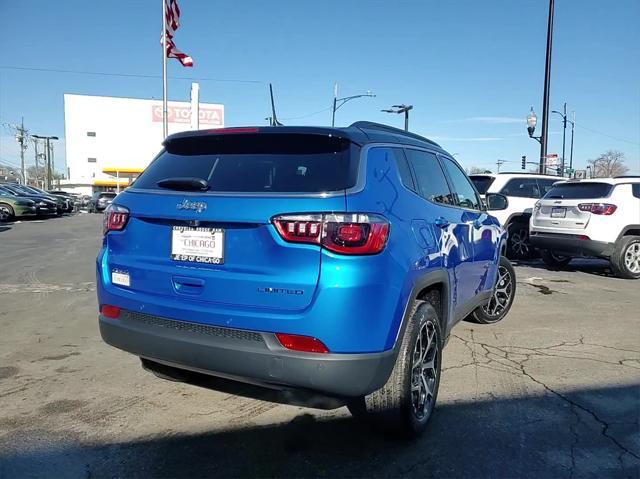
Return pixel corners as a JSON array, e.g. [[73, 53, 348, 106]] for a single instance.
[[177, 199, 207, 213]]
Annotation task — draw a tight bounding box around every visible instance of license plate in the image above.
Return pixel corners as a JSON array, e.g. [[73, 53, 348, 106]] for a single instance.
[[551, 207, 566, 218], [171, 226, 224, 264]]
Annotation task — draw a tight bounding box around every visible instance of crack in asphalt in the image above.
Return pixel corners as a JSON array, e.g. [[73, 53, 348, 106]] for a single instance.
[[449, 334, 640, 463]]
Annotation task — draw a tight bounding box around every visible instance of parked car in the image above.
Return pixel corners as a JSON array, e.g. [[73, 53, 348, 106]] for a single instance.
[[469, 173, 563, 260], [48, 190, 81, 212], [530, 177, 640, 279], [88, 192, 117, 213], [19, 185, 74, 213], [97, 123, 515, 436], [0, 184, 58, 216], [0, 193, 37, 221]]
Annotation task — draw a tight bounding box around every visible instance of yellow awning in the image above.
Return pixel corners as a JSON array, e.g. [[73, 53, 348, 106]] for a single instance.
[[93, 179, 130, 186], [102, 167, 145, 174]]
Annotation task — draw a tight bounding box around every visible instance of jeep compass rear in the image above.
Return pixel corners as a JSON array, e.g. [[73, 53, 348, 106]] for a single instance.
[[98, 123, 513, 436]]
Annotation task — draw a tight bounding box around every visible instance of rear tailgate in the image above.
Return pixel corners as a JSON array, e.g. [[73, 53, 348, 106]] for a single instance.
[[532, 182, 614, 230], [103, 131, 356, 312]]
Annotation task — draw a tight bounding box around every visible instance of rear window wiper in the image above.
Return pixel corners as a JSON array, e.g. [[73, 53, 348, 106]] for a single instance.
[[156, 177, 209, 191]]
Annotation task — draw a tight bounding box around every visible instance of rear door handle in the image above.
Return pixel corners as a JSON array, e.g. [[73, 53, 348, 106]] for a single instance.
[[434, 217, 450, 228]]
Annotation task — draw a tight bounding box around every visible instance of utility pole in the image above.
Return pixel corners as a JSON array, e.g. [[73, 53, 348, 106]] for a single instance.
[[16, 117, 28, 184], [33, 138, 39, 186], [32, 134, 58, 190], [381, 104, 414, 131], [539, 0, 555, 174], [496, 159, 506, 172]]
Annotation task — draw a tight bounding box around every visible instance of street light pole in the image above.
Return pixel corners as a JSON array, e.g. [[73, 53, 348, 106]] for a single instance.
[[569, 111, 575, 173], [552, 102, 567, 176], [539, 0, 555, 174], [381, 104, 413, 131], [331, 85, 375, 127]]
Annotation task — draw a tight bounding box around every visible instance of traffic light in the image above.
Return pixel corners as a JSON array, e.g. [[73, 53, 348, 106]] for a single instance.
[[521, 155, 526, 170]]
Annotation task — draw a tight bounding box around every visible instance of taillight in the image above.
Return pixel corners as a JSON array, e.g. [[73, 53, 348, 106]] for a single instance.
[[100, 304, 121, 319], [275, 333, 329, 353], [578, 203, 617, 215], [103, 204, 130, 235], [272, 213, 390, 255]]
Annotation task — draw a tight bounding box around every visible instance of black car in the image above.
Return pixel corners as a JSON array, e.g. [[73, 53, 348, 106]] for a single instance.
[[0, 184, 58, 216], [88, 192, 117, 213], [22, 185, 74, 213]]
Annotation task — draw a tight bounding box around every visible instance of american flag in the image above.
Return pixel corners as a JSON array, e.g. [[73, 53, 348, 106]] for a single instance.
[[164, 0, 193, 67]]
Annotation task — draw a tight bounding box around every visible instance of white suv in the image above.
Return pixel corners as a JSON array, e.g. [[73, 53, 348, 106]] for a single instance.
[[530, 177, 640, 279], [470, 173, 561, 259]]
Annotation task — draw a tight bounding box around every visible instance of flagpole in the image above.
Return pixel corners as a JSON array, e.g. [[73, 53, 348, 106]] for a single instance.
[[161, 0, 168, 139]]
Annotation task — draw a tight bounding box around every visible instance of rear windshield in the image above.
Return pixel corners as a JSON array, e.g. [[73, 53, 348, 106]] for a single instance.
[[99, 193, 117, 199], [544, 182, 613, 199], [469, 176, 495, 195], [133, 133, 357, 193]]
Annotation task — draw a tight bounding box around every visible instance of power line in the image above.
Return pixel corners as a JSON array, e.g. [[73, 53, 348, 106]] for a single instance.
[[0, 65, 264, 84], [575, 123, 639, 146], [280, 106, 333, 121]]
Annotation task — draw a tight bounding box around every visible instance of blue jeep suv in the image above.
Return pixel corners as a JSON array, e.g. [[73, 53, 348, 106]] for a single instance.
[[97, 122, 515, 436]]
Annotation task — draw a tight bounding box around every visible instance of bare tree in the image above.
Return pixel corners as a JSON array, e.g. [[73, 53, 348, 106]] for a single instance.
[[587, 150, 629, 178], [468, 166, 492, 174]]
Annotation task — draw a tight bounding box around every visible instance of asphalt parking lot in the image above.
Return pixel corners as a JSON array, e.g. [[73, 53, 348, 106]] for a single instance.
[[1, 214, 639, 478]]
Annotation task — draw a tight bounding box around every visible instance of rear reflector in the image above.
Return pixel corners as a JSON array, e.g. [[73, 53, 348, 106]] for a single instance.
[[272, 213, 390, 255], [100, 305, 121, 319], [275, 333, 329, 354], [578, 203, 617, 215]]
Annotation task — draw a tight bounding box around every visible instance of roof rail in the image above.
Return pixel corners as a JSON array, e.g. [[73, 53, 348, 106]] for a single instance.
[[614, 175, 640, 179], [350, 121, 441, 148]]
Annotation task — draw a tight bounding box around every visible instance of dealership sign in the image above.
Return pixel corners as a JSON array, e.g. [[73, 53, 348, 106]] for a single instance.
[[152, 104, 224, 125]]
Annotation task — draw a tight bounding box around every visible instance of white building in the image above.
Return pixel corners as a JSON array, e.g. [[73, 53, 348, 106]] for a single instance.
[[62, 93, 224, 194]]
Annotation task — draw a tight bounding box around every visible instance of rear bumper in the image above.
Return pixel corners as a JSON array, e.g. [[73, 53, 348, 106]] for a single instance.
[[530, 232, 614, 258], [99, 309, 397, 398]]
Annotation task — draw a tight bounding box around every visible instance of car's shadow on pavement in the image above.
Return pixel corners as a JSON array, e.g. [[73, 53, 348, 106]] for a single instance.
[[512, 258, 617, 278], [0, 225, 11, 232], [1, 384, 638, 478]]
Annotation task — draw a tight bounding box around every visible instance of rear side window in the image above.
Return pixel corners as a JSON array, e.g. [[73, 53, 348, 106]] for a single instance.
[[393, 148, 416, 192], [469, 176, 495, 195], [544, 182, 613, 199], [633, 183, 640, 199], [404, 149, 454, 205], [500, 178, 540, 198], [133, 134, 356, 193]]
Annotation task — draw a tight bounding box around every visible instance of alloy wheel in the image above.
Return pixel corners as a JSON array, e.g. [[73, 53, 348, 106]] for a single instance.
[[509, 227, 530, 257], [411, 320, 438, 420], [482, 265, 514, 318], [0, 206, 10, 221], [624, 242, 640, 274]]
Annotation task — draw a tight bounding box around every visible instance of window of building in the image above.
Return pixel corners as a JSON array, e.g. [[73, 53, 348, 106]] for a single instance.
[[87, 131, 96, 137], [88, 158, 97, 163]]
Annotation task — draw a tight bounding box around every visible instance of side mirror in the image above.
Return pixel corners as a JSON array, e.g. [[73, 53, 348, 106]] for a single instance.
[[486, 193, 508, 211]]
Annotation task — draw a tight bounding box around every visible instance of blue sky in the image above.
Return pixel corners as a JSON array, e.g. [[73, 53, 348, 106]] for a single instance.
[[1, 0, 639, 175]]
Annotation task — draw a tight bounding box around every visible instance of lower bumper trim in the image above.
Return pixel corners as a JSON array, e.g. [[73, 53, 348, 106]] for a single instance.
[[99, 311, 397, 398], [530, 233, 614, 258]]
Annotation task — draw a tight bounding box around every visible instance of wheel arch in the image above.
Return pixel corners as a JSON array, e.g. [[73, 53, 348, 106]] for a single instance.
[[617, 225, 640, 241], [392, 270, 451, 352]]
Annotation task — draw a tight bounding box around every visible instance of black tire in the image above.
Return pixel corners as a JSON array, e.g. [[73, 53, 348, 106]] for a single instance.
[[506, 221, 533, 260], [468, 256, 516, 324], [610, 236, 640, 280], [347, 299, 442, 438], [541, 250, 572, 269], [0, 203, 15, 222]]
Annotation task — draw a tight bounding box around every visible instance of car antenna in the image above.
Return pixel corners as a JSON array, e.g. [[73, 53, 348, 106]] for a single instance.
[[269, 83, 284, 126]]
